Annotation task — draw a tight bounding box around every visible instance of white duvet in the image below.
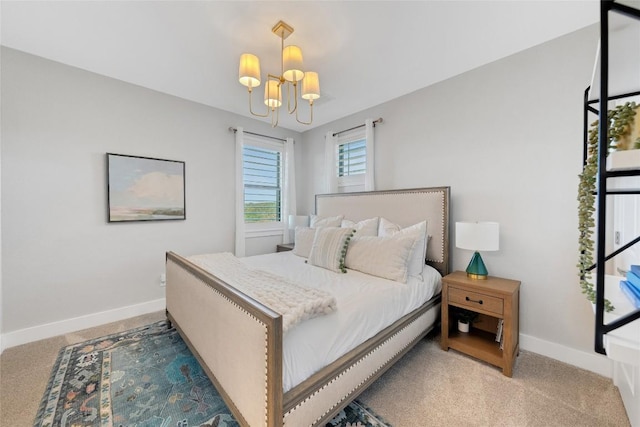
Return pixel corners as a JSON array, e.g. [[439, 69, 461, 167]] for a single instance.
[[240, 251, 442, 392], [188, 252, 336, 332]]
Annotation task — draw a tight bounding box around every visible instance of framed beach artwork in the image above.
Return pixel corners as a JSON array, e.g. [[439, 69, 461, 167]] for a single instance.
[[107, 153, 186, 222]]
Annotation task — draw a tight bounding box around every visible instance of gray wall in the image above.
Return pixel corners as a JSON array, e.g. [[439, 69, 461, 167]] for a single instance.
[[1, 47, 299, 333], [299, 26, 601, 355], [1, 23, 610, 362]]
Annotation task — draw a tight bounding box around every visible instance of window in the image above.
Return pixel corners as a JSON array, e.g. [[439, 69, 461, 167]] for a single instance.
[[336, 128, 366, 191], [243, 144, 282, 223], [338, 138, 366, 177]]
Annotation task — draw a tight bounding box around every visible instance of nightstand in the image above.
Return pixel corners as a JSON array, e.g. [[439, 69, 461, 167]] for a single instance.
[[441, 271, 521, 377], [276, 243, 294, 252]]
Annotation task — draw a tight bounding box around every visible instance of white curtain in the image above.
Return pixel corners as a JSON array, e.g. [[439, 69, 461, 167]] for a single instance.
[[324, 131, 338, 193], [365, 118, 376, 191], [282, 137, 296, 244], [234, 127, 245, 257]]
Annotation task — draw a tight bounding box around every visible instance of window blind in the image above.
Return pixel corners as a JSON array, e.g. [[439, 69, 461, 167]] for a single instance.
[[243, 146, 281, 222], [337, 138, 366, 177]]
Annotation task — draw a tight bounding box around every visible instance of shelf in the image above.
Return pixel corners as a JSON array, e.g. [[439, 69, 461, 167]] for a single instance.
[[585, 3, 640, 424], [447, 328, 504, 367], [595, 275, 640, 366]]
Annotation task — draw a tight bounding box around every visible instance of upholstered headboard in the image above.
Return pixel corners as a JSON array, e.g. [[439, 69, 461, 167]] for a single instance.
[[315, 187, 450, 276]]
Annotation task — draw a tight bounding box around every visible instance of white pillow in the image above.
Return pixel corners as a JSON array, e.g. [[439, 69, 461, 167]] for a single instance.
[[341, 217, 379, 237], [378, 217, 401, 235], [378, 218, 428, 278], [308, 227, 355, 273], [293, 227, 315, 258], [310, 214, 343, 228], [345, 235, 414, 283]]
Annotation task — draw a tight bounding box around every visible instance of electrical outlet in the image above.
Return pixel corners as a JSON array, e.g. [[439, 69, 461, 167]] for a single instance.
[[160, 273, 166, 287]]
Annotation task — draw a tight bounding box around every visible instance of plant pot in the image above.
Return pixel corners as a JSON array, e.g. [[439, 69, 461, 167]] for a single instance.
[[458, 320, 470, 333], [607, 149, 640, 171]]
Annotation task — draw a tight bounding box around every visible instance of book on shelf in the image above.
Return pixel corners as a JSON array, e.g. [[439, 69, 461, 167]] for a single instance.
[[495, 319, 504, 343], [620, 280, 640, 308], [626, 269, 640, 290]]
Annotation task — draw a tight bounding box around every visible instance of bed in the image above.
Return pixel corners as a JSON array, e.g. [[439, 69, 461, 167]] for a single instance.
[[166, 187, 450, 427]]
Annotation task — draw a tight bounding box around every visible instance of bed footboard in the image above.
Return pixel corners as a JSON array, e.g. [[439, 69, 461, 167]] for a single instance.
[[283, 298, 440, 426], [166, 251, 283, 427]]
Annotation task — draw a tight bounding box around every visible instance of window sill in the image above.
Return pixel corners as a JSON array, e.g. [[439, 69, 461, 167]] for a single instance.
[[245, 223, 285, 239]]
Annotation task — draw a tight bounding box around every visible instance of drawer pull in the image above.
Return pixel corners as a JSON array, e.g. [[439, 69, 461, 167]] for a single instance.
[[466, 296, 483, 304]]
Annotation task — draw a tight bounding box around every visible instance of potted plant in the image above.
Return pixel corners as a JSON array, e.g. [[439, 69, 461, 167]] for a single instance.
[[455, 308, 478, 333], [578, 101, 638, 312], [606, 103, 640, 171]]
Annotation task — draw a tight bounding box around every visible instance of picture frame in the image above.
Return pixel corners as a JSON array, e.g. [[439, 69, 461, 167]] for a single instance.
[[107, 153, 186, 222]]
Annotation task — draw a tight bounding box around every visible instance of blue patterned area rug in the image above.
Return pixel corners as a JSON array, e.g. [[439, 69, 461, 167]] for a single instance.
[[34, 320, 391, 427]]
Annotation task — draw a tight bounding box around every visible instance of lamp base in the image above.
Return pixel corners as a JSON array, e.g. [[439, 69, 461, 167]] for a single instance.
[[466, 251, 488, 280]]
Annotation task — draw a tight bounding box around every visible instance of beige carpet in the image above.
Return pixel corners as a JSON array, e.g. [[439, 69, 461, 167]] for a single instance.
[[360, 336, 630, 427], [0, 311, 630, 427]]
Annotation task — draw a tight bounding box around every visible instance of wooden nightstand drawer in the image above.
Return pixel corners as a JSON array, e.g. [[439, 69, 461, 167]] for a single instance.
[[448, 287, 504, 316]]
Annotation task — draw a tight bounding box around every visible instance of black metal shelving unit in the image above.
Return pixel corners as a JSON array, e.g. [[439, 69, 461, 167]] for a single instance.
[[583, 0, 640, 355]]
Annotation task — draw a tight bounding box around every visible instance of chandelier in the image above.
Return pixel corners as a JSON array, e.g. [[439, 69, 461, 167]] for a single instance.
[[238, 20, 320, 127]]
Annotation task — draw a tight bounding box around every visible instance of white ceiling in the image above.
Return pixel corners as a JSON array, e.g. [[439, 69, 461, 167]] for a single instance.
[[1, 1, 600, 132]]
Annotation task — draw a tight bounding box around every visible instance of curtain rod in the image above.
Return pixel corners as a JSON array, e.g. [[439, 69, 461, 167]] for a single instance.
[[228, 127, 287, 143], [332, 117, 383, 137]]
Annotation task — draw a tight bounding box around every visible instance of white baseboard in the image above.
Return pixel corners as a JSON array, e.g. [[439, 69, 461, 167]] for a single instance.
[[520, 333, 613, 378], [0, 298, 166, 353]]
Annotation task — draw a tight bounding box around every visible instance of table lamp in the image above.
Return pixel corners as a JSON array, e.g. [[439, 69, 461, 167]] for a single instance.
[[455, 221, 499, 280]]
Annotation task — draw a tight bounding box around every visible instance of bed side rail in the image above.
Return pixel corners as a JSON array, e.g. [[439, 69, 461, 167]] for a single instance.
[[166, 251, 283, 427]]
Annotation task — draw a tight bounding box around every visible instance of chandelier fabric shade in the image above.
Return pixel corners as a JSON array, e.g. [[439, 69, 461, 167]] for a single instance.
[[264, 80, 282, 109], [238, 54, 261, 88], [282, 45, 305, 82], [237, 20, 320, 127], [302, 71, 320, 100]]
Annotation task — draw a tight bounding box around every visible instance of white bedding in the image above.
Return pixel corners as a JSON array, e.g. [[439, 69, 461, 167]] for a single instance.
[[240, 251, 442, 392], [188, 253, 336, 332]]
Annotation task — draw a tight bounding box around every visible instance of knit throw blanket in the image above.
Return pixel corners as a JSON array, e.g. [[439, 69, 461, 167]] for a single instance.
[[188, 253, 337, 332]]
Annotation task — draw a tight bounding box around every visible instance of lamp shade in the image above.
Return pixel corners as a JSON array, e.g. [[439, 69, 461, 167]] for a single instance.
[[264, 80, 282, 108], [282, 45, 305, 82], [238, 53, 261, 88], [301, 71, 320, 100], [456, 222, 499, 251]]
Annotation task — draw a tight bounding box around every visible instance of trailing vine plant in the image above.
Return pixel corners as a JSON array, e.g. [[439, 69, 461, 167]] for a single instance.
[[578, 101, 637, 312]]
